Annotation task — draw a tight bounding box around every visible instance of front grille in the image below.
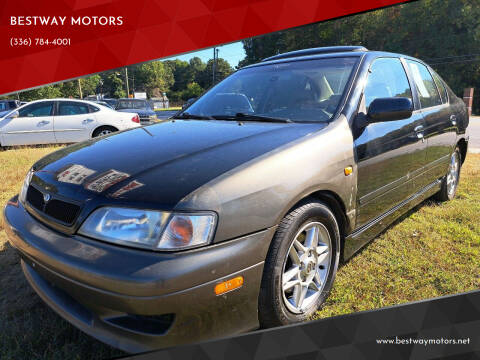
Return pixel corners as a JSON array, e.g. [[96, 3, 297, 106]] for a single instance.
[[26, 186, 44, 211], [26, 185, 81, 225], [44, 199, 80, 224]]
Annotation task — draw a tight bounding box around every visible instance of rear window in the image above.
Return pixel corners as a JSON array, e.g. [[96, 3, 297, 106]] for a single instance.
[[430, 70, 448, 104], [406, 60, 442, 109], [116, 100, 147, 110], [58, 102, 90, 116]]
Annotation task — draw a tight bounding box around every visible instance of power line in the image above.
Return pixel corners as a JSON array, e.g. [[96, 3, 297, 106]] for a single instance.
[[429, 57, 480, 66]]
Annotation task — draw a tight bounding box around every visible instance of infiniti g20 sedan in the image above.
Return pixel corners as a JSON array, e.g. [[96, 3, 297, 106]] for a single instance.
[[0, 99, 140, 147], [4, 46, 469, 352]]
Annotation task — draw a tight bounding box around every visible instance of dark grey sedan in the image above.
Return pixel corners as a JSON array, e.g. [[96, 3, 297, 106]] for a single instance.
[[4, 46, 469, 352]]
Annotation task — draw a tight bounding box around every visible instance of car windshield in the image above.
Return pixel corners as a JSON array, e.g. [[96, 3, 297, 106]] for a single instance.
[[116, 100, 148, 110], [182, 57, 358, 123]]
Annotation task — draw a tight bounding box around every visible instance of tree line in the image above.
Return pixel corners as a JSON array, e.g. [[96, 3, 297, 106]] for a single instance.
[[9, 56, 234, 105]]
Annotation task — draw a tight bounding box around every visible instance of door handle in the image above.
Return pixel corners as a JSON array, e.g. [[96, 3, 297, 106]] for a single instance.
[[414, 125, 424, 132], [450, 115, 457, 126], [82, 119, 94, 124], [38, 120, 50, 126]]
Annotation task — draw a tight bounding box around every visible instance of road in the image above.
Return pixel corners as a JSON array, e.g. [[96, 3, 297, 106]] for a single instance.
[[469, 116, 480, 153]]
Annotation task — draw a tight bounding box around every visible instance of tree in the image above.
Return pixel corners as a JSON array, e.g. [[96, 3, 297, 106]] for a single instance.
[[21, 85, 62, 101], [182, 82, 203, 100], [60, 75, 101, 98], [197, 58, 234, 88], [134, 61, 174, 98], [102, 71, 126, 98]]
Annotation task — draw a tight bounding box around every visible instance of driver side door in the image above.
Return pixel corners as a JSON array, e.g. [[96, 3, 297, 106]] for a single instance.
[[0, 101, 55, 146], [354, 57, 426, 228]]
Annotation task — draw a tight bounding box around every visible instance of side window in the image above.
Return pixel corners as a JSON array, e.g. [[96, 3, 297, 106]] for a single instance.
[[430, 70, 448, 104], [88, 105, 100, 113], [364, 57, 412, 110], [406, 60, 442, 108], [18, 102, 53, 117], [58, 102, 90, 116]]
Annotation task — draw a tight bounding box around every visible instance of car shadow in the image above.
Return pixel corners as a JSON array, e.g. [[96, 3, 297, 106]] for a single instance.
[[340, 197, 440, 265], [0, 240, 123, 359]]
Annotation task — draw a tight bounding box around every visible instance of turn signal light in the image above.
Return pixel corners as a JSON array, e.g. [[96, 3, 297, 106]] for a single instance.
[[132, 115, 140, 123], [344, 166, 353, 176], [214, 276, 244, 295]]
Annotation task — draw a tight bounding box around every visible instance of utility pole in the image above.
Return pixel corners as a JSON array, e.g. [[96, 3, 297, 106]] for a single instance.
[[215, 48, 219, 81], [77, 79, 83, 99], [132, 72, 135, 95], [125, 67, 130, 97], [212, 47, 216, 86]]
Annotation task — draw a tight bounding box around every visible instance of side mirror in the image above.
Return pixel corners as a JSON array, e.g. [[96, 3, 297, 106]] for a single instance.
[[367, 97, 413, 123]]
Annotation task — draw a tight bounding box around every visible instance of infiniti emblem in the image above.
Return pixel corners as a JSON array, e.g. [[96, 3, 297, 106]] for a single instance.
[[43, 193, 51, 203]]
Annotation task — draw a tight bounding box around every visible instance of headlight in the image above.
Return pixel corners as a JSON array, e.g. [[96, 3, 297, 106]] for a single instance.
[[78, 207, 216, 251], [19, 168, 34, 204]]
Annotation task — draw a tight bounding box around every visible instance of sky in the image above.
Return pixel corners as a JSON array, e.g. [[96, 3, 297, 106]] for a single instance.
[[166, 41, 246, 68]]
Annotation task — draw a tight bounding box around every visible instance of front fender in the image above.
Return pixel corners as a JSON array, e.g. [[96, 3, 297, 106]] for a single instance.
[[175, 115, 357, 243]]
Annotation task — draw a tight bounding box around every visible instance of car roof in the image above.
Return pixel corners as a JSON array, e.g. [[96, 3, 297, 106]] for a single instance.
[[17, 98, 107, 107], [242, 46, 427, 69]]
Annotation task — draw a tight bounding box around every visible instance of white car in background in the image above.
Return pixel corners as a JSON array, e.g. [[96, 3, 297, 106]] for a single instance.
[[0, 99, 141, 147]]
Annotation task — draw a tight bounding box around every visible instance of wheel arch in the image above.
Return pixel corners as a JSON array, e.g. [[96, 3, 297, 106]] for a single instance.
[[91, 125, 119, 138], [280, 189, 350, 261]]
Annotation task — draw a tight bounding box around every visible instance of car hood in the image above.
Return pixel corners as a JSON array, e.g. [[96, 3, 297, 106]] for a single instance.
[[30, 119, 326, 209]]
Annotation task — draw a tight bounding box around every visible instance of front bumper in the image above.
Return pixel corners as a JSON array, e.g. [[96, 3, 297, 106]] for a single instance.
[[4, 197, 275, 353]]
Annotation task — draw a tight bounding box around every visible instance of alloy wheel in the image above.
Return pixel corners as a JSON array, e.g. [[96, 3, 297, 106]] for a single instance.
[[446, 151, 460, 197], [281, 222, 332, 314], [99, 129, 113, 136]]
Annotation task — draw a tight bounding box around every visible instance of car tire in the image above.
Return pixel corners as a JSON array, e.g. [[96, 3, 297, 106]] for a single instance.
[[258, 199, 341, 328], [92, 126, 118, 138], [434, 147, 461, 202]]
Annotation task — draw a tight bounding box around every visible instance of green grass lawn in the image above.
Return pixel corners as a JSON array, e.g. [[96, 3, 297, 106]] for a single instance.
[[0, 146, 478, 359]]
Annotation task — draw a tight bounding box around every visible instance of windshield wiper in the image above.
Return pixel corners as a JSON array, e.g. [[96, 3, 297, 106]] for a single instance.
[[211, 113, 292, 123], [173, 112, 214, 120]]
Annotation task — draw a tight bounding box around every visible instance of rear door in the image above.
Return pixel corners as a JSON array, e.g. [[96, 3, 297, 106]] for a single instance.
[[0, 101, 55, 146], [405, 60, 456, 188], [354, 57, 426, 228], [53, 101, 98, 143]]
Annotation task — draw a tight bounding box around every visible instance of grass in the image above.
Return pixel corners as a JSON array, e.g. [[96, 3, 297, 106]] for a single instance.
[[0, 146, 479, 358], [315, 153, 480, 318]]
